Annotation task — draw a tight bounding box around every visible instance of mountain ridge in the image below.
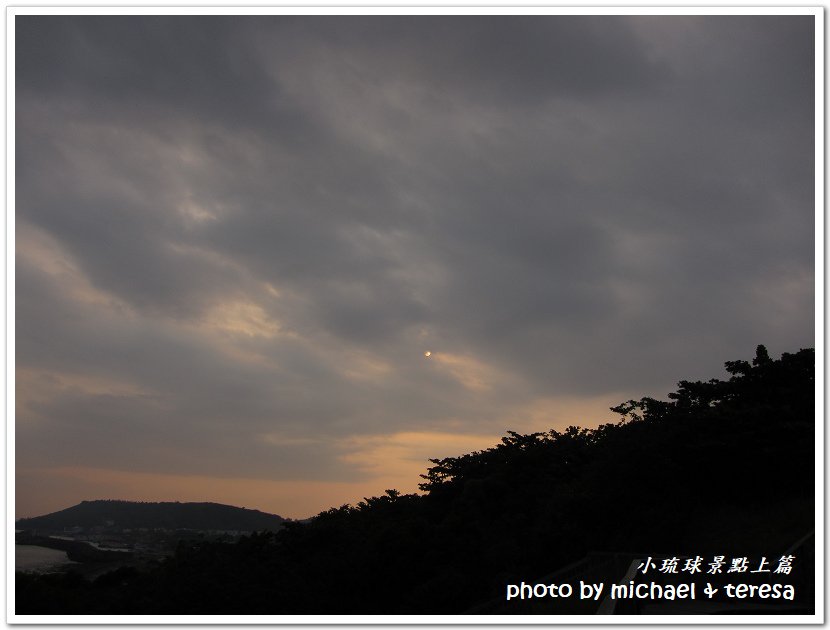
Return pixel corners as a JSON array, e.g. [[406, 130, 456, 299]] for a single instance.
[[17, 499, 285, 532]]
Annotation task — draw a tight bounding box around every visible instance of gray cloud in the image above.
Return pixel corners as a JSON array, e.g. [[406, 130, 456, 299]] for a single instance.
[[15, 15, 815, 504]]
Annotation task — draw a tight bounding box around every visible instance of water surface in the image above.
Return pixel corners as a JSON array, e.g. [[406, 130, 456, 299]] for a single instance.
[[16, 545, 76, 573]]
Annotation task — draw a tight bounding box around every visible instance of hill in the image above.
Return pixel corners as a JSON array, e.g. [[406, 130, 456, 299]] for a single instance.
[[17, 500, 285, 533]]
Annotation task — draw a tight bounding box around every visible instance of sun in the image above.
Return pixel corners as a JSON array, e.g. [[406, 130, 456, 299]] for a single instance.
[[424, 351, 432, 358]]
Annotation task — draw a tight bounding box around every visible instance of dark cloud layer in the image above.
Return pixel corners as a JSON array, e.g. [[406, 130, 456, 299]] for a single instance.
[[15, 15, 815, 511]]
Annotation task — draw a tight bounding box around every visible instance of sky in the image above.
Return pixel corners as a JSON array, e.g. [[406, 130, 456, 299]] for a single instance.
[[15, 14, 815, 519]]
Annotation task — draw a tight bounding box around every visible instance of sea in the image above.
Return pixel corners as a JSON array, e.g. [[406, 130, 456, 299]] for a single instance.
[[15, 544, 77, 573]]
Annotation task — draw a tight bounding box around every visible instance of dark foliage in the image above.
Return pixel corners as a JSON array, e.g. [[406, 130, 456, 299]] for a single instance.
[[16, 346, 814, 614]]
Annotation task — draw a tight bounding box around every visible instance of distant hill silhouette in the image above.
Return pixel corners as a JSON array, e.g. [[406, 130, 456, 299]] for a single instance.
[[16, 346, 815, 615], [17, 500, 285, 532]]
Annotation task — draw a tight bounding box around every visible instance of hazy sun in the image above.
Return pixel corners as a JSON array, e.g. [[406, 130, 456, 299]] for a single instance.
[[424, 351, 432, 358]]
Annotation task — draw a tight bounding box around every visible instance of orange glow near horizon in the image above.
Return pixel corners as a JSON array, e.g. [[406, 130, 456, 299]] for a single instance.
[[16, 392, 624, 520], [16, 466, 406, 521], [16, 431, 501, 520]]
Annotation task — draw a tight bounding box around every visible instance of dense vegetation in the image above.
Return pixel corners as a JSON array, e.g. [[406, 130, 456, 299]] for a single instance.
[[17, 500, 285, 533], [16, 346, 814, 614]]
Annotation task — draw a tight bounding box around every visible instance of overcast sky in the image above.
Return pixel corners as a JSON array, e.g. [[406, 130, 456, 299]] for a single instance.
[[15, 14, 815, 518]]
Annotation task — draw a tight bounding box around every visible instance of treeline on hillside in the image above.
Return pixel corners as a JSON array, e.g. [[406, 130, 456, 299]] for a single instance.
[[16, 346, 815, 615]]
